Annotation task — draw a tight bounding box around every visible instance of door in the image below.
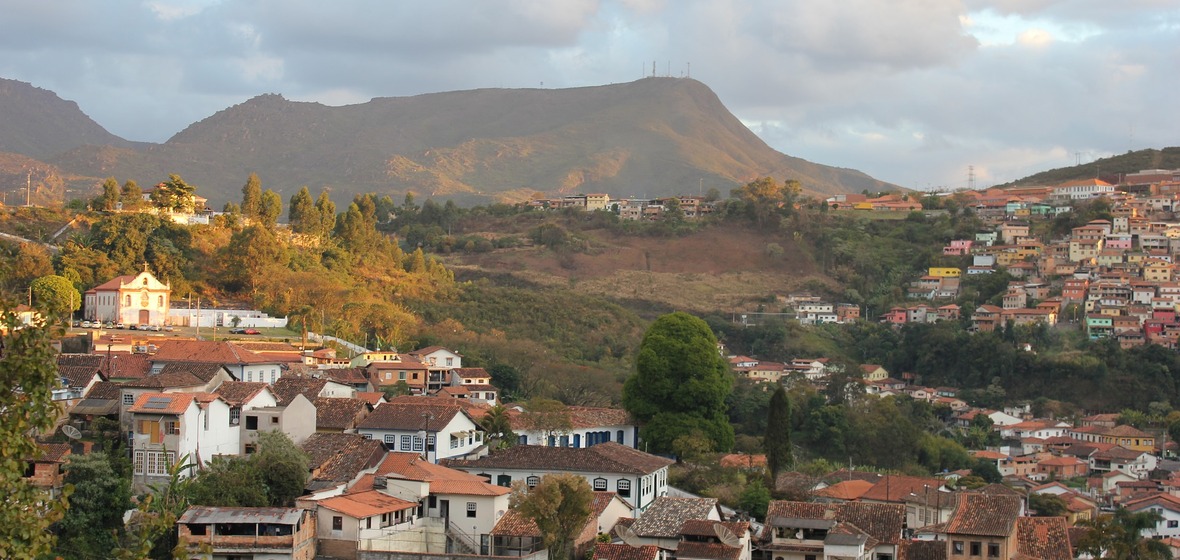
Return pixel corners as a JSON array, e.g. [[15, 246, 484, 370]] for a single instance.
[[138, 309, 150, 326], [440, 499, 450, 521]]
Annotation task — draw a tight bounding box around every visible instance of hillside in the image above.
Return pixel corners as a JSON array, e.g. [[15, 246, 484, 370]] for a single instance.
[[1007, 147, 1180, 186], [2, 77, 896, 206], [0, 79, 135, 160]]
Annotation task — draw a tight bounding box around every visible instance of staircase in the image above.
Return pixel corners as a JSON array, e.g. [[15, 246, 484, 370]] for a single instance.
[[445, 520, 481, 555]]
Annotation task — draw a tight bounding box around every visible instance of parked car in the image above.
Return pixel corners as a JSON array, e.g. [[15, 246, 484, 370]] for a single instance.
[[243, 328, 261, 335], [81, 320, 93, 328], [229, 328, 247, 334], [115, 322, 125, 329]]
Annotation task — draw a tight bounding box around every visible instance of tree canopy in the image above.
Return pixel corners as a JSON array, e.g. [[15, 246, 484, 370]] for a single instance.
[[623, 311, 734, 453], [511, 473, 593, 560]]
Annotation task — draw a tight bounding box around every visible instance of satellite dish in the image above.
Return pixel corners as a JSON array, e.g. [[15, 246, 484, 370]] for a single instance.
[[714, 523, 741, 548], [61, 425, 82, 440], [615, 524, 642, 547]]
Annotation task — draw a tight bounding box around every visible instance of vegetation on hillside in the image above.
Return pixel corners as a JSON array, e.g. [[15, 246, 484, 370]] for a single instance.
[[1009, 147, 1180, 187]]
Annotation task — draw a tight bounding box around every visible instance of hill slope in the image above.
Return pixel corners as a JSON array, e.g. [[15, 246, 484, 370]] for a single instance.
[[1007, 147, 1180, 186], [0, 79, 135, 160], [21, 78, 896, 205]]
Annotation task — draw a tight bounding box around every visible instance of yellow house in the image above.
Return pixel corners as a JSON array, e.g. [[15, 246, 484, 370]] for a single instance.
[[928, 267, 962, 278], [1144, 260, 1174, 283]]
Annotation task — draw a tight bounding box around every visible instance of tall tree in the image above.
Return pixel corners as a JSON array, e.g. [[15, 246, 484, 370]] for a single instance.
[[119, 179, 142, 209], [511, 474, 593, 560], [254, 431, 309, 507], [11, 242, 54, 291], [288, 186, 317, 234], [766, 385, 793, 478], [30, 274, 81, 317], [622, 311, 734, 453], [1077, 509, 1171, 560], [480, 405, 517, 449], [314, 190, 336, 238], [0, 307, 69, 558], [98, 177, 120, 211], [241, 173, 262, 219], [258, 189, 283, 229], [57, 452, 133, 558], [149, 174, 196, 213]]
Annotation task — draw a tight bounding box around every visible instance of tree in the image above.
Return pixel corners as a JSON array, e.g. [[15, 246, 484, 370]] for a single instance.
[[258, 189, 283, 229], [738, 478, 771, 520], [1028, 493, 1068, 517], [253, 431, 309, 506], [11, 242, 54, 290], [766, 386, 793, 478], [30, 274, 81, 317], [187, 456, 267, 507], [623, 312, 734, 453], [511, 474, 593, 560], [0, 307, 70, 559], [1077, 509, 1171, 560], [98, 177, 121, 211], [315, 191, 336, 238], [149, 174, 196, 213], [288, 186, 317, 234], [57, 452, 133, 558], [120, 180, 142, 209], [241, 173, 262, 219], [520, 398, 572, 443], [480, 404, 517, 449]]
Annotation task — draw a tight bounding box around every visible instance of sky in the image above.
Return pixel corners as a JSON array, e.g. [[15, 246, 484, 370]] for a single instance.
[[1, 1, 1177, 191]]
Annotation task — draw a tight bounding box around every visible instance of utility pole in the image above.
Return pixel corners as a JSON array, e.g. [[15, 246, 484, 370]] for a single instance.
[[26, 170, 32, 206]]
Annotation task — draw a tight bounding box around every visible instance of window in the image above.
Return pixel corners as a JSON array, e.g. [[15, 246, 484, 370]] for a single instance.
[[593, 478, 608, 491], [189, 524, 207, 536], [123, 393, 135, 406], [467, 502, 477, 518], [413, 373, 419, 380], [125, 295, 131, 306], [384, 434, 397, 445], [362, 433, 373, 439], [271, 416, 279, 424], [617, 479, 631, 498], [988, 544, 1000, 558], [970, 542, 981, 556], [953, 541, 964, 555], [230, 408, 240, 426], [400, 435, 412, 450], [446, 357, 453, 366], [399, 371, 407, 381], [246, 371, 252, 382], [617, 429, 624, 443], [497, 475, 512, 487], [245, 416, 258, 430], [332, 516, 343, 531], [133, 451, 175, 476], [1170, 520, 1179, 529], [244, 444, 257, 454], [526, 476, 540, 488], [413, 436, 424, 452], [158, 295, 164, 307], [427, 435, 435, 452]]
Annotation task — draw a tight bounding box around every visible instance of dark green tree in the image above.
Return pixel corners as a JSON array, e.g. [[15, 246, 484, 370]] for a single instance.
[[258, 189, 283, 229], [149, 174, 196, 213], [1028, 493, 1067, 517], [623, 312, 734, 453], [254, 431, 309, 507], [188, 456, 267, 507], [766, 385, 794, 478], [98, 177, 120, 211], [1077, 509, 1170, 560], [30, 274, 81, 317], [119, 179, 142, 209], [480, 404, 517, 449], [57, 452, 133, 558], [315, 191, 337, 238], [738, 478, 771, 520]]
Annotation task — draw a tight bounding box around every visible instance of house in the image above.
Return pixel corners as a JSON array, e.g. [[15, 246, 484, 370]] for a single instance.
[[150, 340, 285, 383], [239, 393, 317, 454], [860, 365, 888, 382], [55, 354, 108, 403], [271, 376, 356, 404], [513, 405, 639, 448], [1089, 446, 1157, 478], [676, 519, 754, 560], [357, 399, 486, 463], [942, 493, 1024, 560], [1036, 456, 1088, 480], [212, 381, 291, 454], [444, 442, 674, 515], [314, 489, 420, 558], [127, 392, 237, 482], [491, 491, 634, 558], [314, 397, 372, 433], [119, 362, 235, 428], [859, 475, 947, 505], [902, 488, 958, 530], [758, 501, 906, 560], [365, 355, 430, 394], [1124, 493, 1180, 539], [24, 443, 71, 498], [177, 506, 317, 560], [1069, 424, 1156, 452], [626, 496, 722, 552], [300, 433, 387, 492], [593, 542, 661, 560], [83, 269, 171, 326]]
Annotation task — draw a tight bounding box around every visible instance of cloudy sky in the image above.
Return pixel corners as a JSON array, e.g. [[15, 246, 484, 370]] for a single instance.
[[2, 0, 1177, 190]]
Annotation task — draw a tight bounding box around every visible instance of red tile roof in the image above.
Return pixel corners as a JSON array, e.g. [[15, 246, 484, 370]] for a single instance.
[[128, 392, 195, 415], [945, 493, 1022, 537], [213, 381, 271, 406], [592, 543, 660, 560], [151, 340, 274, 365], [444, 442, 673, 476], [1015, 516, 1071, 560], [318, 490, 416, 518]]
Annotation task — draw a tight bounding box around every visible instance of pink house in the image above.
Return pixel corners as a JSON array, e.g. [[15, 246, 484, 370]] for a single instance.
[[882, 307, 908, 324], [943, 239, 974, 256]]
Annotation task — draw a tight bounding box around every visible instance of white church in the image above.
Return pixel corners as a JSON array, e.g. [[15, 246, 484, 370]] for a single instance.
[[84, 269, 172, 326]]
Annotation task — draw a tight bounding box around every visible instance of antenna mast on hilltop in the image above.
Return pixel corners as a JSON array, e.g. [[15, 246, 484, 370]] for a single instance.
[[968, 165, 976, 190], [652, 61, 656, 77]]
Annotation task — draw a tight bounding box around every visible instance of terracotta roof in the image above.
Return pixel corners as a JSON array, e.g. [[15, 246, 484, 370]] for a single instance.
[[151, 340, 274, 365], [385, 395, 491, 419], [860, 475, 945, 503], [318, 490, 416, 518], [314, 397, 370, 430], [128, 392, 195, 415], [37, 443, 72, 462], [1125, 492, 1180, 513], [157, 361, 229, 383], [630, 497, 718, 538], [901, 540, 948, 560], [85, 380, 123, 400], [974, 483, 1025, 497], [719, 453, 767, 469], [322, 367, 370, 386], [371, 451, 509, 496], [444, 442, 673, 476], [676, 541, 744, 560], [358, 400, 468, 431], [406, 346, 459, 357], [944, 493, 1022, 536], [452, 367, 490, 380], [566, 406, 633, 429], [213, 381, 271, 406], [356, 392, 385, 406], [823, 469, 885, 485], [762, 501, 905, 545], [271, 377, 328, 405], [591, 491, 626, 517], [679, 519, 749, 537], [89, 275, 138, 291], [1015, 516, 1071, 560], [301, 433, 387, 489], [815, 479, 876, 501], [121, 370, 205, 389], [592, 543, 660, 560], [106, 352, 151, 379], [490, 508, 540, 537]]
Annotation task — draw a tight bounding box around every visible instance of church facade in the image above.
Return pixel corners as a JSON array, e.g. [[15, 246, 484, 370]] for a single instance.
[[84, 270, 172, 326]]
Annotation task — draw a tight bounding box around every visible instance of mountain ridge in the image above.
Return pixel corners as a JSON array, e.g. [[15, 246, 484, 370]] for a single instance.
[[1, 77, 898, 205]]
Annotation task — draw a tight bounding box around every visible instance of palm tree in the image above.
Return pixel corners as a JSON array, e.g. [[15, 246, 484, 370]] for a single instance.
[[1077, 508, 1171, 560], [480, 405, 517, 450]]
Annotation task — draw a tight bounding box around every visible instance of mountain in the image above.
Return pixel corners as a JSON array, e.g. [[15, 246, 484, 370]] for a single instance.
[[0, 78, 135, 160], [3, 77, 898, 205], [1006, 147, 1180, 187]]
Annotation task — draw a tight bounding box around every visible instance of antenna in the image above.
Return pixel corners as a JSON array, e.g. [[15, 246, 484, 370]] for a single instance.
[[652, 60, 656, 78], [616, 524, 642, 547], [714, 524, 741, 548], [687, 62, 691, 78], [62, 425, 82, 440], [968, 166, 976, 190]]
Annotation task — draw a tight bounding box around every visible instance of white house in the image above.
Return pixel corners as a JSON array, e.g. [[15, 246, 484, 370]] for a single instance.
[[511, 405, 639, 449], [1089, 447, 1157, 479], [149, 340, 286, 383], [443, 442, 674, 516], [127, 392, 238, 483], [84, 269, 171, 326], [357, 400, 486, 464], [760, 501, 907, 560], [1125, 493, 1180, 539]]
